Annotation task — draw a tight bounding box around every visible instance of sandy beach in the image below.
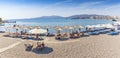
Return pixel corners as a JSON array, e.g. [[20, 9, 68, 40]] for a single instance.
[[0, 33, 119, 58]]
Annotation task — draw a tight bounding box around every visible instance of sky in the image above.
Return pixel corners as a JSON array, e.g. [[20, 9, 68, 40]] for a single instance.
[[0, 0, 120, 20]]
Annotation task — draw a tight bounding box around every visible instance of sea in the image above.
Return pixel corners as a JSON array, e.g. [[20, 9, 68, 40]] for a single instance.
[[1, 19, 114, 33]]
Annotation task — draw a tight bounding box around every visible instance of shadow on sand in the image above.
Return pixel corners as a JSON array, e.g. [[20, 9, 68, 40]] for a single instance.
[[3, 35, 10, 37], [32, 47, 53, 54]]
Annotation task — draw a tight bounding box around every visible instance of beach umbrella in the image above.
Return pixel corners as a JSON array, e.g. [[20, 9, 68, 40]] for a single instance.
[[45, 25, 50, 29], [68, 26, 74, 29], [75, 25, 83, 28], [94, 24, 101, 28], [76, 25, 84, 31], [63, 26, 69, 29], [68, 26, 74, 33], [85, 25, 95, 31], [29, 28, 47, 34], [100, 24, 106, 28], [86, 25, 92, 28], [72, 25, 77, 28], [113, 21, 120, 25], [29, 28, 47, 40], [35, 26, 41, 29], [105, 24, 114, 28], [77, 25, 84, 28], [62, 26, 69, 33], [0, 26, 6, 33], [55, 27, 62, 34], [19, 25, 29, 34], [54, 26, 60, 29], [28, 26, 34, 30], [72, 25, 77, 31], [5, 26, 12, 34], [12, 26, 19, 33], [55, 27, 62, 31], [10, 25, 20, 37]]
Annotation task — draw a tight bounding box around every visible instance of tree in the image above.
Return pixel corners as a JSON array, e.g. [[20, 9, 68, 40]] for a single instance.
[[0, 18, 2, 22]]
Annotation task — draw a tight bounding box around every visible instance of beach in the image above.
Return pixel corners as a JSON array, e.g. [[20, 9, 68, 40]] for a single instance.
[[0, 0, 120, 58], [0, 32, 120, 58]]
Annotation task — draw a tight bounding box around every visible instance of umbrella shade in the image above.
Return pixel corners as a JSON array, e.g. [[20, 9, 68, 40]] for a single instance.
[[29, 28, 47, 34]]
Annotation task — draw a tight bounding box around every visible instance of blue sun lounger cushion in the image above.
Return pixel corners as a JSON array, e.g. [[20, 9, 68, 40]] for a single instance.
[[90, 31, 99, 35], [108, 31, 119, 35]]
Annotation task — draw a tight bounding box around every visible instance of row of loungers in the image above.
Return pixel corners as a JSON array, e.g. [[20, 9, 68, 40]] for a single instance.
[[87, 29, 119, 35], [5, 33, 55, 37], [55, 28, 120, 40], [3, 28, 119, 41], [108, 31, 119, 35]]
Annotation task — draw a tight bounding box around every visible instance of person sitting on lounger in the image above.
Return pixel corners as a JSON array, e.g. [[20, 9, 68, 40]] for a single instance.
[[36, 41, 43, 50], [41, 41, 45, 47], [36, 34, 39, 39]]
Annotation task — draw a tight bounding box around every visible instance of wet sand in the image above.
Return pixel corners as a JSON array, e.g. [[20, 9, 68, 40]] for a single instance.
[[0, 33, 120, 58]]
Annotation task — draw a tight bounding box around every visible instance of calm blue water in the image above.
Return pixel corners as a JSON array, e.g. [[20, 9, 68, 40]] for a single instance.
[[7, 19, 114, 26], [1, 19, 114, 33]]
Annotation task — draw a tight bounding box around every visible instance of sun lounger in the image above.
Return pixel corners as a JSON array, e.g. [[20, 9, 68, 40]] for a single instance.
[[90, 31, 99, 35], [99, 30, 107, 34], [70, 33, 81, 39], [108, 31, 119, 35], [21, 35, 29, 39], [37, 37, 44, 40], [24, 44, 33, 51], [39, 34, 46, 36], [0, 31, 5, 33], [55, 33, 69, 40], [81, 32, 89, 37], [47, 33, 55, 37], [55, 36, 69, 40]]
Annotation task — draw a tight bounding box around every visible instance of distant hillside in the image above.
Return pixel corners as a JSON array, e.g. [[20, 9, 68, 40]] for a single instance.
[[68, 14, 120, 20], [35, 14, 120, 21], [31, 16, 64, 19], [9, 14, 120, 21]]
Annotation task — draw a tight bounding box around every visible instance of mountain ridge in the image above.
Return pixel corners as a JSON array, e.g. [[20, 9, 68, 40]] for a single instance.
[[9, 14, 120, 21]]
